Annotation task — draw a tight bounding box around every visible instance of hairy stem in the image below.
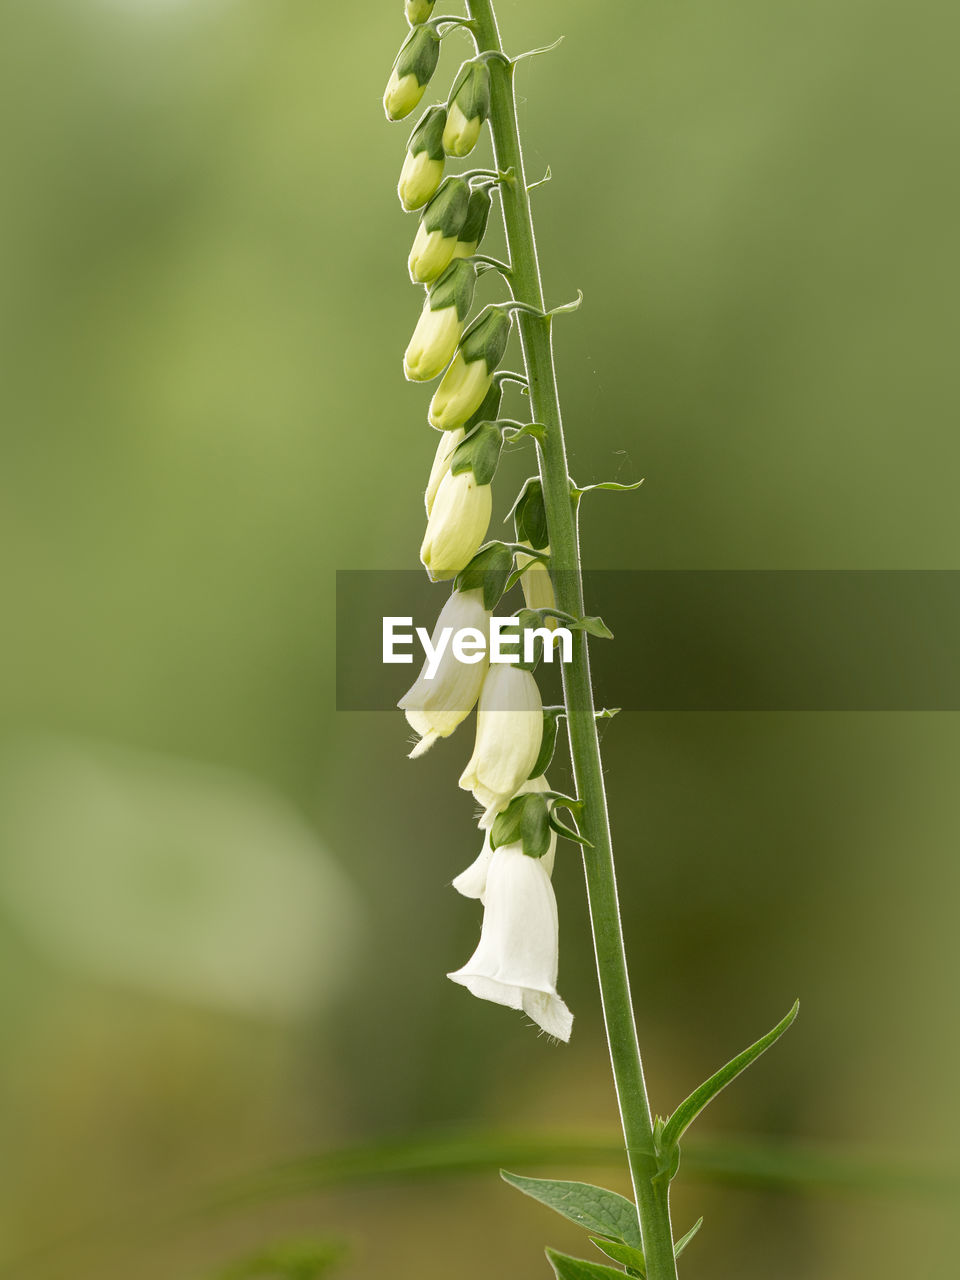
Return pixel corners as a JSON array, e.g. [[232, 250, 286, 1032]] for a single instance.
[[463, 3, 679, 1276]]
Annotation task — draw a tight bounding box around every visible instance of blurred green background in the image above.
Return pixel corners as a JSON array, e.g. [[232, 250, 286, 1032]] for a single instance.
[[1, 0, 958, 1276]]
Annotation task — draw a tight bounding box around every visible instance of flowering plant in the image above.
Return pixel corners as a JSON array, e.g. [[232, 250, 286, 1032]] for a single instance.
[[384, 4, 797, 1276]]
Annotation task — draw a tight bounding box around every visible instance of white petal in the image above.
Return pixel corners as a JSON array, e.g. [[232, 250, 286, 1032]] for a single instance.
[[451, 829, 494, 900]]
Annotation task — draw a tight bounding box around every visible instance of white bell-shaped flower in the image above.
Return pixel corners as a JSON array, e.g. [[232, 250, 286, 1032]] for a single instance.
[[459, 664, 543, 826], [398, 588, 491, 756], [448, 840, 573, 1041], [452, 775, 556, 899]]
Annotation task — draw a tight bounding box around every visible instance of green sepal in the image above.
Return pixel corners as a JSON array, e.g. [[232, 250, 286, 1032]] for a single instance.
[[450, 421, 503, 486], [589, 1238, 646, 1276], [427, 259, 477, 319], [453, 540, 514, 610], [657, 1001, 800, 1179], [395, 23, 441, 88], [673, 1218, 703, 1260], [460, 185, 492, 246], [504, 548, 551, 594], [407, 105, 447, 160], [512, 477, 549, 549], [448, 58, 492, 125], [422, 177, 470, 237], [490, 793, 551, 858], [405, 0, 436, 25], [574, 614, 614, 640], [462, 380, 503, 432], [517, 606, 614, 641], [501, 1172, 642, 1248], [459, 306, 512, 368], [545, 1251, 629, 1280], [529, 705, 565, 779]]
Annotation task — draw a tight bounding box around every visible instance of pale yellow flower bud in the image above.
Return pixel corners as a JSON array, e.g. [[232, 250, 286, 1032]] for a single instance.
[[459, 664, 544, 827], [425, 428, 465, 514], [405, 0, 436, 24], [397, 148, 444, 211], [452, 238, 479, 260], [517, 543, 557, 625], [383, 69, 425, 123], [408, 222, 459, 284], [420, 469, 492, 581], [442, 101, 483, 157], [404, 300, 462, 382], [428, 352, 493, 429]]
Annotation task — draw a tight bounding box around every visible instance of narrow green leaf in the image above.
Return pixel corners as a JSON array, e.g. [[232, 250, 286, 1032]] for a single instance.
[[501, 1172, 641, 1247], [673, 1217, 703, 1259], [577, 479, 644, 494], [589, 1237, 646, 1275], [660, 1001, 799, 1152], [576, 615, 614, 639], [546, 1249, 631, 1280]]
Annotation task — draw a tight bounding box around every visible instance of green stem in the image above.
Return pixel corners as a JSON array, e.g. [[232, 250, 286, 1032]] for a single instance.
[[464, 3, 679, 1277]]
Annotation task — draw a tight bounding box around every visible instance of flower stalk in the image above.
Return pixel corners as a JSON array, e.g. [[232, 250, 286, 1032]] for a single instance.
[[463, 1, 680, 1275], [383, 2, 795, 1274]]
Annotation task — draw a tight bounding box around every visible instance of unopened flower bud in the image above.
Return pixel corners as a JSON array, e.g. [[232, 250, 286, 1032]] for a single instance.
[[442, 60, 491, 157], [397, 106, 446, 210], [452, 186, 493, 259], [408, 178, 470, 283], [404, 259, 477, 381], [459, 664, 544, 825], [420, 468, 492, 581], [427, 382, 502, 513], [383, 25, 441, 122], [425, 429, 464, 515], [428, 307, 512, 429], [398, 586, 491, 756], [405, 0, 436, 24], [517, 544, 557, 622]]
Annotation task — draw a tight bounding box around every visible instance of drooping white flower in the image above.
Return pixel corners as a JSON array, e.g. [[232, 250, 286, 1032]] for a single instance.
[[420, 468, 492, 581], [448, 840, 573, 1041], [452, 774, 556, 899], [398, 588, 491, 756], [459, 664, 543, 826]]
